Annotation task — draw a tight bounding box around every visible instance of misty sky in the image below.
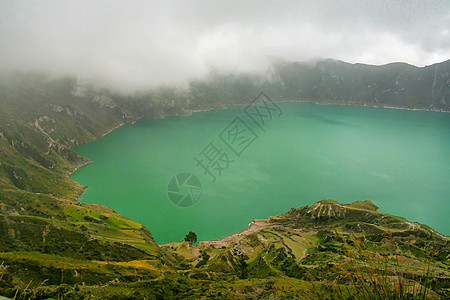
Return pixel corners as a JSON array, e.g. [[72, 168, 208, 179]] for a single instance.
[[1, 0, 449, 91]]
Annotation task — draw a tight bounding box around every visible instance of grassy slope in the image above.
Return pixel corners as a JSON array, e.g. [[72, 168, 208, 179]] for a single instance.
[[0, 75, 175, 298], [163, 200, 449, 298]]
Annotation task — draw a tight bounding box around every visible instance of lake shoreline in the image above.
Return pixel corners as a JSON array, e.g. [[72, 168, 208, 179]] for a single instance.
[[69, 100, 449, 244], [170, 100, 449, 120]]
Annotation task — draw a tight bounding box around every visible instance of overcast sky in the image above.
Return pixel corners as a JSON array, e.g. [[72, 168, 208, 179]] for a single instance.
[[1, 0, 449, 91]]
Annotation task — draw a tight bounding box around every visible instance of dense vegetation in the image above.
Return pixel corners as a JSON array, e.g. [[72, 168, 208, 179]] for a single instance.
[[0, 59, 449, 299]]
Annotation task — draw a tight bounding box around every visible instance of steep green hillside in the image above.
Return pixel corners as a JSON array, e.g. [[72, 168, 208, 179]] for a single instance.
[[163, 200, 449, 297], [1, 199, 448, 299], [274, 59, 450, 111], [183, 59, 450, 111], [0, 74, 174, 298]]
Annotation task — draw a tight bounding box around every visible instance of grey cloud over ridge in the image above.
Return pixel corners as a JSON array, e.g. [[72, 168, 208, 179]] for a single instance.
[[1, 0, 449, 91]]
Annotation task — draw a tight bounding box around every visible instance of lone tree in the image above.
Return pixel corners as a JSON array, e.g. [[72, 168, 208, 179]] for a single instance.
[[184, 231, 197, 246]]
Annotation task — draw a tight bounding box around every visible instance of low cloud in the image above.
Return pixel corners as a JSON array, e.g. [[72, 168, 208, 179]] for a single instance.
[[1, 0, 449, 92]]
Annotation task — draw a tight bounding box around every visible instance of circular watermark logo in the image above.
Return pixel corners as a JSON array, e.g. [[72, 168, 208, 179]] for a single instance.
[[167, 173, 202, 207]]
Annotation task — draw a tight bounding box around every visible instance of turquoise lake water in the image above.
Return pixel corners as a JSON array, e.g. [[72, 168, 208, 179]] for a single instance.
[[71, 102, 450, 243]]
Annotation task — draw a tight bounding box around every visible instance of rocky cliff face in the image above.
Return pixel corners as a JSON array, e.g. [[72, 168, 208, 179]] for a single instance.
[[274, 59, 450, 111]]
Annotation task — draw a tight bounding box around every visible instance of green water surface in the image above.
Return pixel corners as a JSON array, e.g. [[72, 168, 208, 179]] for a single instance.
[[71, 103, 450, 243]]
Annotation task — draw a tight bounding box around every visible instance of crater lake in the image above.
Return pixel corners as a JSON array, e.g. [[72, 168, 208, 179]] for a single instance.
[[71, 102, 450, 243]]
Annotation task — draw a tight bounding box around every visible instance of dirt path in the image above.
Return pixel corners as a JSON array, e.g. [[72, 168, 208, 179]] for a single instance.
[[198, 218, 277, 249]]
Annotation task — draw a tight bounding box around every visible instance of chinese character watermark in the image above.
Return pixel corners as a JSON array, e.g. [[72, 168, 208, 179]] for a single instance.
[[244, 92, 283, 130], [194, 141, 234, 182], [219, 117, 258, 156], [167, 92, 282, 207]]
